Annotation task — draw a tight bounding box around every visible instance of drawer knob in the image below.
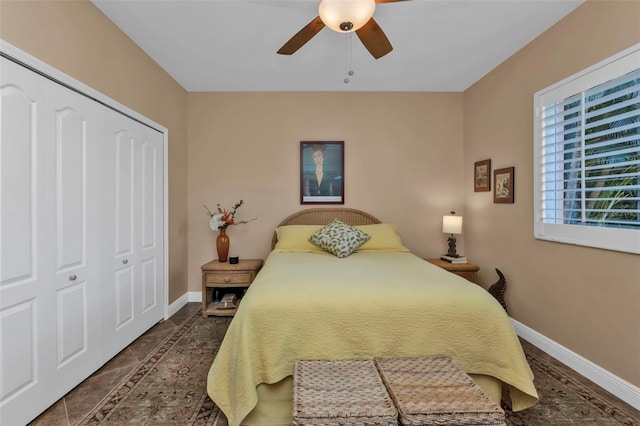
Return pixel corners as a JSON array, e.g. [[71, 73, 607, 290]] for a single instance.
[[123, 259, 129, 264], [224, 277, 231, 283], [69, 274, 77, 281]]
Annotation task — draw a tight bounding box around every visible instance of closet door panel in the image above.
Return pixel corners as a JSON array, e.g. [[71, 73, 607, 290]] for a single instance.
[[141, 258, 157, 312], [56, 108, 87, 270], [115, 266, 134, 328], [57, 282, 88, 366], [103, 109, 164, 360], [48, 82, 103, 386], [0, 58, 54, 426], [139, 135, 162, 315], [0, 301, 36, 417], [112, 129, 136, 331], [141, 140, 158, 249], [51, 104, 97, 371], [103, 119, 140, 357], [115, 130, 134, 257], [0, 84, 37, 284]]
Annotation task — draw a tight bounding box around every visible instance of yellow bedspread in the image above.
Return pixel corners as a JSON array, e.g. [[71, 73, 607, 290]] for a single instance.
[[207, 251, 538, 426]]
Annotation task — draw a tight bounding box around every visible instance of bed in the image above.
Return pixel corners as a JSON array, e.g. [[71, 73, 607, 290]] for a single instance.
[[207, 208, 538, 426]]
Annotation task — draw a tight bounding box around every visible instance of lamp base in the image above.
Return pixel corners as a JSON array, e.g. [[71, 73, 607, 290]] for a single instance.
[[446, 234, 459, 257]]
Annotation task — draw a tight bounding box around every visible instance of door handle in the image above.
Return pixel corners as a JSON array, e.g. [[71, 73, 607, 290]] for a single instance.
[[69, 275, 77, 281]]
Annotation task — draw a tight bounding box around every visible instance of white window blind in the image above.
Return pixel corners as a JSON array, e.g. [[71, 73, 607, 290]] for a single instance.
[[534, 44, 640, 254]]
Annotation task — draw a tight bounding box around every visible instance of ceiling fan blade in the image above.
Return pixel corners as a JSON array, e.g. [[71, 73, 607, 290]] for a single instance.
[[277, 16, 325, 55], [355, 18, 393, 59]]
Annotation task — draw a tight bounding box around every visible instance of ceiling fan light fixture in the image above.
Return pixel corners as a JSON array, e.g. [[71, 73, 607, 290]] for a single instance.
[[318, 0, 376, 33]]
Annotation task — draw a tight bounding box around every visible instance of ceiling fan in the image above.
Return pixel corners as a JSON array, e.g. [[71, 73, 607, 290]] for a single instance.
[[277, 0, 408, 60]]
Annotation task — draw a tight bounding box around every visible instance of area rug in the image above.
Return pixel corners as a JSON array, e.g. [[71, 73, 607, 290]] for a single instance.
[[78, 312, 231, 426], [503, 351, 639, 426], [79, 310, 639, 425]]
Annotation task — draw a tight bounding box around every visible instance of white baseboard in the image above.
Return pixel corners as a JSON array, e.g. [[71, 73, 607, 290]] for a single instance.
[[167, 293, 189, 318], [511, 318, 640, 410], [188, 291, 202, 303], [167, 291, 203, 318]]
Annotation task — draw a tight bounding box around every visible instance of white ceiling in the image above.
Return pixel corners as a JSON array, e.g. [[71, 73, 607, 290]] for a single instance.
[[91, 0, 585, 92]]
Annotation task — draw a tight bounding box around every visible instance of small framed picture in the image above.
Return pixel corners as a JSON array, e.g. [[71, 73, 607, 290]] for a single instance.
[[300, 141, 344, 204], [494, 167, 514, 203], [474, 159, 491, 192]]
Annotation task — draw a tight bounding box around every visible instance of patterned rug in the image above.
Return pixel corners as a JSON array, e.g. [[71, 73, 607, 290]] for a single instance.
[[79, 309, 639, 425], [503, 351, 639, 426]]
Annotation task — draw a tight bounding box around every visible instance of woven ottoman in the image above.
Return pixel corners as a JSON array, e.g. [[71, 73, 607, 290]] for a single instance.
[[293, 359, 398, 426], [374, 356, 506, 426]]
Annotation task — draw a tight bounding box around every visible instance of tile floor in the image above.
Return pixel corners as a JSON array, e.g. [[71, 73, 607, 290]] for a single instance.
[[29, 303, 638, 425]]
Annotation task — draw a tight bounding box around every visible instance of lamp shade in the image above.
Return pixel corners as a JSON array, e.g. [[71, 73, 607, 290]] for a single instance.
[[442, 215, 463, 234], [318, 0, 376, 33]]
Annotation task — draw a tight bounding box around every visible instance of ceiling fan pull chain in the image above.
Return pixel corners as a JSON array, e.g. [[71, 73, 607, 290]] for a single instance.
[[344, 32, 354, 84]]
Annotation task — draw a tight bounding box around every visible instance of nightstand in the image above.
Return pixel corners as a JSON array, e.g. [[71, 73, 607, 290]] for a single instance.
[[425, 258, 480, 284], [201, 258, 263, 317]]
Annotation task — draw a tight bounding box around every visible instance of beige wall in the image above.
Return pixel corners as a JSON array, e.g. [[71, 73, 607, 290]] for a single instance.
[[464, 0, 640, 386], [187, 91, 464, 288], [0, 0, 190, 303]]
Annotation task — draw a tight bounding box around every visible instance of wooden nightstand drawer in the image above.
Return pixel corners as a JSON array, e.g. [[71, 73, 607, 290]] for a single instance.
[[206, 272, 253, 285]]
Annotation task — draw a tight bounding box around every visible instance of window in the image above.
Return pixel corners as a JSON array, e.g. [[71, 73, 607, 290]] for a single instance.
[[534, 44, 640, 254]]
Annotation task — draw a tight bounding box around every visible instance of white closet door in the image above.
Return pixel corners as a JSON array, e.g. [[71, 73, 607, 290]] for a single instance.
[[102, 108, 164, 360], [0, 57, 103, 426], [0, 57, 50, 426], [45, 78, 104, 396]]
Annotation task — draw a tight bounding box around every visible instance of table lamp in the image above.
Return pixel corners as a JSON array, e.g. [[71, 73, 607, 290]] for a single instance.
[[442, 211, 463, 258]]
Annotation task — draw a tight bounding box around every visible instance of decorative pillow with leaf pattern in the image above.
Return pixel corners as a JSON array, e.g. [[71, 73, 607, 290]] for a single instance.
[[309, 219, 371, 258]]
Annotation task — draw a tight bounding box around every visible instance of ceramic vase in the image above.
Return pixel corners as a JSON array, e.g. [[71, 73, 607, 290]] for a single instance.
[[216, 228, 230, 262]]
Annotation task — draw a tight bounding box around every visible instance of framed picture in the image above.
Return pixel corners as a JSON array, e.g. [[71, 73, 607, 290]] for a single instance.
[[300, 141, 344, 204], [474, 159, 491, 192], [494, 167, 515, 203]]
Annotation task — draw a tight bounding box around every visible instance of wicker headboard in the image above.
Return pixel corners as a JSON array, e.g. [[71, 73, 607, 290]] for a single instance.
[[271, 208, 381, 249]]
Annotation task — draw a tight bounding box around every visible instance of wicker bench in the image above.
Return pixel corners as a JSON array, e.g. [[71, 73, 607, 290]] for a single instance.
[[292, 359, 398, 426], [374, 356, 506, 426]]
